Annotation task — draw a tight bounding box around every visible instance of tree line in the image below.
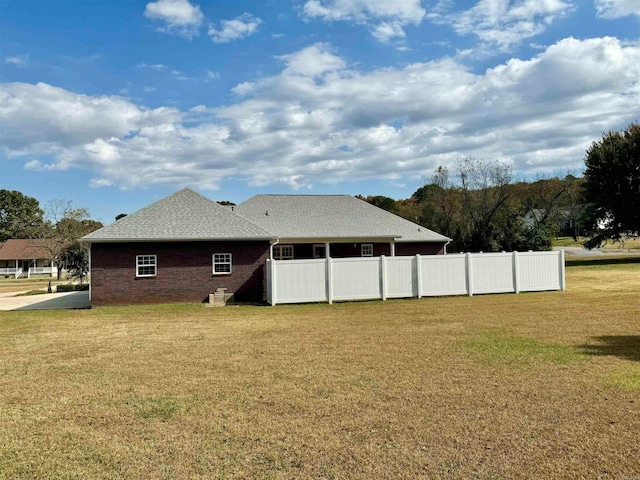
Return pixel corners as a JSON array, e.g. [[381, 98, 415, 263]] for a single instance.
[[360, 124, 640, 253]]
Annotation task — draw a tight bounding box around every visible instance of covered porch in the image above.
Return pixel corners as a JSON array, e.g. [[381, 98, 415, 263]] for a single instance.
[[269, 237, 398, 261], [0, 239, 58, 278]]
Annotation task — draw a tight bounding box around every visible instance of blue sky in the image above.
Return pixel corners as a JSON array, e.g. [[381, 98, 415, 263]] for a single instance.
[[1, 0, 639, 224]]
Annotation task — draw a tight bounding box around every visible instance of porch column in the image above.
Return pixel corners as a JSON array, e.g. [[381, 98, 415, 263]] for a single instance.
[[325, 241, 330, 258], [390, 241, 395, 257]]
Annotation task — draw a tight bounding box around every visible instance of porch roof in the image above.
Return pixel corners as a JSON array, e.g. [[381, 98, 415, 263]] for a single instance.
[[0, 239, 54, 260], [236, 195, 451, 243]]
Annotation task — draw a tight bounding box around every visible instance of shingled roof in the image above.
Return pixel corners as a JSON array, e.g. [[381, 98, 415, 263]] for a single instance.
[[82, 188, 274, 242], [0, 239, 55, 260], [235, 195, 450, 242]]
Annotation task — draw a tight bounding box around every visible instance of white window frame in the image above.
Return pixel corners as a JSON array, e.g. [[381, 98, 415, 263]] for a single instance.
[[136, 254, 157, 277], [361, 244, 374, 257], [213, 253, 232, 275], [313, 244, 327, 259], [273, 245, 294, 260]]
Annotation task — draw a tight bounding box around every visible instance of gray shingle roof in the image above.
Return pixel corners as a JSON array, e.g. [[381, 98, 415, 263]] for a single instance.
[[82, 188, 274, 242], [235, 195, 450, 242]]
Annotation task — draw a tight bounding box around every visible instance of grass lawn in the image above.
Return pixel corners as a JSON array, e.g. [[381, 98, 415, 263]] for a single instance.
[[0, 277, 66, 295], [1, 263, 639, 478], [554, 235, 640, 250]]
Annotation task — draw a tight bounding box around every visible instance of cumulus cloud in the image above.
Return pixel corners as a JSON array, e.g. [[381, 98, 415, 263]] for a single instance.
[[144, 0, 204, 38], [208, 13, 262, 43], [302, 0, 425, 43], [1, 37, 639, 191], [429, 0, 574, 52], [596, 0, 640, 18], [277, 43, 346, 77]]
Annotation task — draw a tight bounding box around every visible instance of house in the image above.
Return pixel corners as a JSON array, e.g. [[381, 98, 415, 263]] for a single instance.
[[81, 188, 450, 306], [0, 239, 58, 278], [523, 206, 586, 237]]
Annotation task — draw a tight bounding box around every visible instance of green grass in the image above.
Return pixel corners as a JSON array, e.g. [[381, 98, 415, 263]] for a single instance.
[[460, 327, 586, 368], [14, 289, 50, 297], [605, 366, 640, 391], [1, 261, 640, 478], [553, 236, 584, 247]]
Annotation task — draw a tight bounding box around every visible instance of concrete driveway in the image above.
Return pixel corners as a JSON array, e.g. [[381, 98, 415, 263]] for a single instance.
[[0, 291, 90, 311]]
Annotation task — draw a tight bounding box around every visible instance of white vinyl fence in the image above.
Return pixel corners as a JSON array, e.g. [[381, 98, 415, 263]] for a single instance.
[[266, 251, 565, 305]]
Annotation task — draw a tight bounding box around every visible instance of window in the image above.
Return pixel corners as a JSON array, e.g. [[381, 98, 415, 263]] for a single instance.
[[313, 244, 327, 258], [273, 245, 294, 260], [361, 244, 373, 257], [136, 255, 157, 277], [213, 253, 232, 274]]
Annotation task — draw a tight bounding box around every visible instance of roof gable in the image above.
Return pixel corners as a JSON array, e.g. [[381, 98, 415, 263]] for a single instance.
[[236, 195, 450, 242], [82, 188, 273, 242]]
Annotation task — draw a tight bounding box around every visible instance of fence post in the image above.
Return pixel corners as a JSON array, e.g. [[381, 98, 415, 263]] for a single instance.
[[415, 254, 422, 299], [466, 252, 474, 296], [559, 250, 566, 291], [380, 255, 387, 301], [326, 257, 333, 304], [513, 251, 520, 294]]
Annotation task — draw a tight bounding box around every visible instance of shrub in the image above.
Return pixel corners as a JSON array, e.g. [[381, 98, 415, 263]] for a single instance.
[[57, 284, 89, 292]]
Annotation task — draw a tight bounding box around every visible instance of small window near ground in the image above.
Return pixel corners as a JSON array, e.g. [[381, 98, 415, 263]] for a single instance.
[[313, 244, 327, 258], [361, 244, 373, 257], [213, 253, 232, 274], [136, 255, 157, 277], [273, 245, 294, 260]]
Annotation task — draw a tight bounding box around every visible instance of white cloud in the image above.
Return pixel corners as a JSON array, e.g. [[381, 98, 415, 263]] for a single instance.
[[5, 55, 29, 66], [137, 63, 168, 70], [596, 0, 640, 18], [371, 21, 407, 43], [429, 0, 574, 52], [277, 43, 346, 77], [2, 38, 640, 191], [208, 13, 262, 43], [302, 0, 425, 43], [144, 0, 204, 38]]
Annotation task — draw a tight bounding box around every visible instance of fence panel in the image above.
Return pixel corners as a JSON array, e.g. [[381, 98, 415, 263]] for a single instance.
[[471, 253, 515, 294], [386, 257, 415, 298], [518, 251, 562, 291], [267, 251, 563, 305], [420, 254, 468, 296], [332, 257, 381, 301], [274, 259, 327, 304]]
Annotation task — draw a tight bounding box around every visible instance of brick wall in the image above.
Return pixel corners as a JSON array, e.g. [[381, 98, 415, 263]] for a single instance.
[[90, 241, 270, 306], [394, 242, 445, 256]]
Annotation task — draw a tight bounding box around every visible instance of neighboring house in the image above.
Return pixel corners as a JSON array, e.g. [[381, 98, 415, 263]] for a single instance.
[[523, 207, 586, 236], [81, 188, 450, 306], [0, 239, 58, 278]]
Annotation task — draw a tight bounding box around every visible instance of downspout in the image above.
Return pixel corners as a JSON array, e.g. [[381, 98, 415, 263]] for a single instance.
[[269, 238, 280, 259], [444, 240, 451, 255], [79, 241, 91, 302]]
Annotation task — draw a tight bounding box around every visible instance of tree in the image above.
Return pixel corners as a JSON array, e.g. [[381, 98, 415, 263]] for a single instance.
[[583, 123, 640, 248], [60, 243, 89, 283], [0, 190, 47, 241], [36, 200, 103, 279], [455, 157, 515, 251]]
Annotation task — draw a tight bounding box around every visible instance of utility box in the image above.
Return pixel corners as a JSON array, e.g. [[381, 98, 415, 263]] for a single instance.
[[208, 288, 234, 307]]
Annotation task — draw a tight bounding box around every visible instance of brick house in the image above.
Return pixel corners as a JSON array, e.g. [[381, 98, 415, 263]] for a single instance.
[[81, 189, 450, 306]]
